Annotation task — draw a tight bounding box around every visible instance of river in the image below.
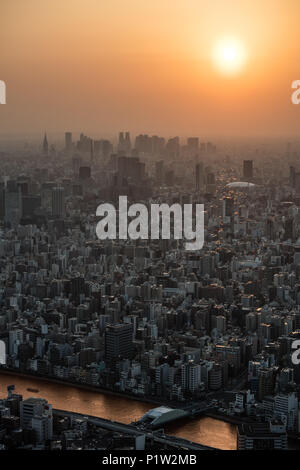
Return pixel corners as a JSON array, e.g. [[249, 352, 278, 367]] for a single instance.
[[0, 372, 237, 450]]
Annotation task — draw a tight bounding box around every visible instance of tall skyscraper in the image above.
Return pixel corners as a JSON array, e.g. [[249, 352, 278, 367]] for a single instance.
[[105, 323, 133, 360], [187, 137, 199, 154], [166, 137, 180, 159], [118, 132, 131, 154], [118, 132, 124, 153], [151, 135, 165, 155], [65, 132, 72, 152], [43, 133, 48, 156], [51, 187, 65, 218], [258, 368, 274, 400], [77, 133, 93, 154], [135, 134, 152, 154], [181, 361, 201, 392], [125, 132, 131, 153]]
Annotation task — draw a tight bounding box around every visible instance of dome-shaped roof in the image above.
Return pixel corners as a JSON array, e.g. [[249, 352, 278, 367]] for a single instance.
[[226, 181, 256, 188]]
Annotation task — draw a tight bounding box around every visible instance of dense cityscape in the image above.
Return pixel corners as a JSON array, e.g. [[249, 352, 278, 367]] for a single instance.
[[0, 132, 299, 450]]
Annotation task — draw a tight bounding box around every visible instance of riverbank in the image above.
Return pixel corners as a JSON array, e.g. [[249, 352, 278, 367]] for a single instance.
[[0, 367, 175, 408], [205, 411, 254, 425]]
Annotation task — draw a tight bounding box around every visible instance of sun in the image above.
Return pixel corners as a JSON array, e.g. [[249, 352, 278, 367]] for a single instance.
[[213, 37, 247, 75]]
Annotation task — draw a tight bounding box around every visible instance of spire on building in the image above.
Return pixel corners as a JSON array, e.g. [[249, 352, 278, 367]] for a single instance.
[[43, 133, 48, 156]]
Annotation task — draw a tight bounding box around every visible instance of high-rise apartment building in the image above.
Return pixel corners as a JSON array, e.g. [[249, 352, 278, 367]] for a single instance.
[[181, 361, 201, 392], [105, 323, 133, 360], [51, 187, 65, 218]]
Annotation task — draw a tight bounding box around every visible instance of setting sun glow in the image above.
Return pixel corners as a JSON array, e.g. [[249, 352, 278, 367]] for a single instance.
[[213, 38, 247, 75], [2, 0, 300, 136]]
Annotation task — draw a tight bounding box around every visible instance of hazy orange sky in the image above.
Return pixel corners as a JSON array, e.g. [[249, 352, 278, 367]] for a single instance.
[[1, 0, 300, 138]]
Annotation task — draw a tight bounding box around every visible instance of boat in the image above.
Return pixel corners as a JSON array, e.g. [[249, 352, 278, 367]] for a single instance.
[[27, 388, 39, 393]]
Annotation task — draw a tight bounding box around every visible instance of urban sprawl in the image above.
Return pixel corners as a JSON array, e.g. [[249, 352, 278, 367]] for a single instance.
[[0, 132, 299, 450]]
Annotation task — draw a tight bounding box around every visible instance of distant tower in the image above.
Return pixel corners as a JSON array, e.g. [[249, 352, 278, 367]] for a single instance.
[[187, 137, 199, 155], [125, 132, 131, 153], [65, 132, 72, 152], [52, 187, 65, 218], [118, 132, 131, 154], [43, 133, 48, 156], [118, 132, 124, 153]]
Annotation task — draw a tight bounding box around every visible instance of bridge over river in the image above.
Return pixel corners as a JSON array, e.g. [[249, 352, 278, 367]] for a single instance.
[[134, 402, 216, 429], [54, 408, 215, 450]]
